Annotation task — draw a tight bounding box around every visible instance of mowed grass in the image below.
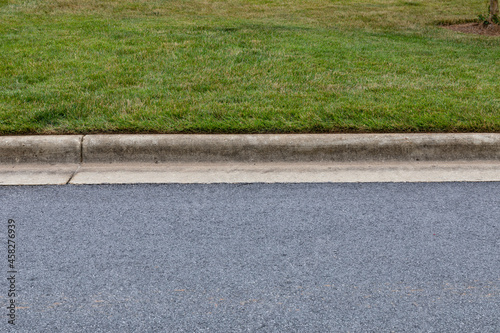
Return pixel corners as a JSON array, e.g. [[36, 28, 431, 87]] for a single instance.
[[0, 0, 499, 134]]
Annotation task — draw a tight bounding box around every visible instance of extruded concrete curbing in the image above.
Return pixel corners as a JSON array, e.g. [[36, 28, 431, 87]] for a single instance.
[[1, 134, 500, 184], [0, 134, 500, 164], [0, 135, 82, 164], [82, 134, 500, 163]]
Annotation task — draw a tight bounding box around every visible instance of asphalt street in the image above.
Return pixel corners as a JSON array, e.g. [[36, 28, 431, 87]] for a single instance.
[[1, 183, 499, 332]]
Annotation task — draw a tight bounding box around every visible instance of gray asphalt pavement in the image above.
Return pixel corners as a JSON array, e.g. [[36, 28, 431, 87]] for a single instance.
[[1, 183, 499, 332]]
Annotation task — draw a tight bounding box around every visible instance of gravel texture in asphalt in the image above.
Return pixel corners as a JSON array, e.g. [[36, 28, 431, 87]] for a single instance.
[[1, 183, 499, 332]]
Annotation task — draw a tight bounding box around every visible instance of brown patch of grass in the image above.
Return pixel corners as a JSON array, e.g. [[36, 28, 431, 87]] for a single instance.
[[443, 22, 500, 36]]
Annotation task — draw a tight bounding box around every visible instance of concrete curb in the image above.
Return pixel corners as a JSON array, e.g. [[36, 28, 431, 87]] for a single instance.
[[0, 135, 82, 164], [1, 134, 500, 165]]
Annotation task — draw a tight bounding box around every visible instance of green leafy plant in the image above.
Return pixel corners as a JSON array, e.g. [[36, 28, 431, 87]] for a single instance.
[[479, 1, 500, 25], [479, 13, 499, 25]]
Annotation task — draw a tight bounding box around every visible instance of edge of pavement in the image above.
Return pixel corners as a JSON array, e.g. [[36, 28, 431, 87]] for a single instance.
[[1, 134, 500, 184], [1, 133, 500, 164]]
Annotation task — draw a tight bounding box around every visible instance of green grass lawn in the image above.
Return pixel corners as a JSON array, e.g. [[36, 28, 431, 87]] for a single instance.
[[1, 0, 499, 134]]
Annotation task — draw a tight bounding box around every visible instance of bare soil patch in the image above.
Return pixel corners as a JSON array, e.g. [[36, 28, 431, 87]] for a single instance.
[[443, 22, 500, 36]]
